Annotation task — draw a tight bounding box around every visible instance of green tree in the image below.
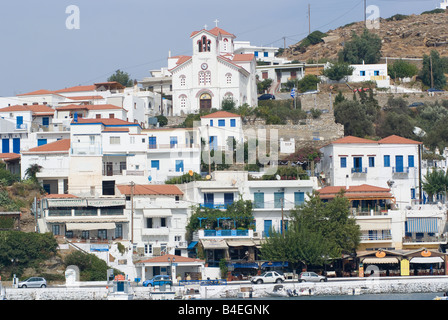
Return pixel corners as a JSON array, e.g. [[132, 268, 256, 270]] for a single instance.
[[422, 169, 448, 203], [107, 69, 134, 87], [24, 164, 42, 184], [420, 50, 447, 89], [322, 62, 354, 81], [338, 29, 382, 64], [64, 250, 118, 281], [388, 59, 419, 80], [296, 75, 320, 92], [334, 100, 374, 137], [156, 115, 168, 127]]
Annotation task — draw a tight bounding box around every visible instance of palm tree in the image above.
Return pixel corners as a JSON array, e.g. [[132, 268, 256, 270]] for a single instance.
[[422, 168, 448, 203], [25, 164, 42, 183]]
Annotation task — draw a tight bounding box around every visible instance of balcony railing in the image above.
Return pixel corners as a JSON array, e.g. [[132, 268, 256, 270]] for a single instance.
[[402, 235, 447, 244], [392, 167, 410, 174], [351, 167, 367, 174], [200, 203, 231, 209], [198, 229, 253, 238], [360, 233, 392, 241]]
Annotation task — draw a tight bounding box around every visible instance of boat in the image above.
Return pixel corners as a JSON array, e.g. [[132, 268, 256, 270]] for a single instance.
[[266, 285, 289, 297], [180, 284, 201, 300], [149, 285, 176, 300], [434, 292, 448, 300], [238, 285, 255, 298]]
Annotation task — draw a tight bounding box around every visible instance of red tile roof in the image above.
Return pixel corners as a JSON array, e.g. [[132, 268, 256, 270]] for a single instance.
[[117, 184, 183, 196], [44, 194, 78, 199], [191, 27, 235, 38], [71, 118, 138, 126], [67, 96, 104, 100], [232, 54, 255, 62], [56, 104, 122, 111], [201, 111, 241, 118], [318, 184, 393, 200], [24, 139, 70, 153], [378, 135, 422, 145], [0, 104, 55, 114], [17, 89, 55, 96], [0, 153, 21, 161], [54, 85, 96, 93], [138, 254, 204, 264]]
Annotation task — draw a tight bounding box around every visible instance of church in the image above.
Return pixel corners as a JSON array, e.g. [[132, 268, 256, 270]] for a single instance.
[[169, 24, 258, 116]]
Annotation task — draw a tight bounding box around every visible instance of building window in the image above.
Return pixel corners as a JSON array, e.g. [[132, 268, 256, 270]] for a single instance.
[[180, 75, 186, 86], [175, 160, 184, 172], [210, 120, 213, 127], [254, 51, 258, 57], [144, 244, 152, 255], [254, 192, 264, 208], [274, 192, 285, 208], [180, 95, 187, 108], [411, 188, 416, 200], [148, 136, 157, 149], [198, 36, 211, 52], [369, 156, 375, 167], [218, 119, 225, 127], [294, 192, 305, 206], [360, 71, 366, 76], [226, 73, 232, 84], [205, 71, 211, 84], [170, 136, 178, 148], [230, 119, 236, 127], [151, 160, 159, 170], [384, 155, 390, 167], [408, 155, 415, 168], [374, 70, 380, 76], [110, 136, 120, 145], [340, 157, 347, 168], [199, 71, 205, 85]]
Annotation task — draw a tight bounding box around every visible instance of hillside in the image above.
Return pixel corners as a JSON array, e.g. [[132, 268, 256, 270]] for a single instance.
[[282, 10, 448, 63]]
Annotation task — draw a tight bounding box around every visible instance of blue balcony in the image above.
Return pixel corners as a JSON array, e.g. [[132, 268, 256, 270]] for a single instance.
[[200, 203, 231, 209], [198, 229, 253, 238]]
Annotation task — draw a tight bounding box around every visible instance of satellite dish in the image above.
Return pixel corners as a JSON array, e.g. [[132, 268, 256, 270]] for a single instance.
[[276, 175, 281, 180], [189, 170, 193, 176], [206, 175, 211, 180]]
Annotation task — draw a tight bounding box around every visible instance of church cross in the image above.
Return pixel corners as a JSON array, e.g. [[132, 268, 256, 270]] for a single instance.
[[214, 19, 219, 27]]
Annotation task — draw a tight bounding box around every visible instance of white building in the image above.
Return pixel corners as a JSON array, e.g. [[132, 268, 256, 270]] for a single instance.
[[319, 135, 422, 209], [169, 26, 257, 115], [199, 111, 244, 152], [234, 41, 289, 66], [347, 63, 390, 88]]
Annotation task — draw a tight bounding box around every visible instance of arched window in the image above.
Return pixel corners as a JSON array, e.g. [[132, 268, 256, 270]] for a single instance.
[[223, 38, 228, 51], [198, 36, 211, 52], [180, 75, 186, 86], [199, 71, 205, 85], [179, 95, 187, 108], [225, 73, 232, 84], [205, 71, 211, 85]]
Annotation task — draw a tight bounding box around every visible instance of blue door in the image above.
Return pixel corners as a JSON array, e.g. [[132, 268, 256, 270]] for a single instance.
[[204, 193, 214, 208], [396, 155, 404, 172], [2, 139, 9, 153], [16, 116, 23, 129], [353, 157, 362, 172], [12, 138, 20, 154], [264, 220, 272, 237], [224, 193, 234, 206]]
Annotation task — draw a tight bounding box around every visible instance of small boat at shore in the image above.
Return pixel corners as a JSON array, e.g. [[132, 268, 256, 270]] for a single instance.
[[266, 285, 288, 297]]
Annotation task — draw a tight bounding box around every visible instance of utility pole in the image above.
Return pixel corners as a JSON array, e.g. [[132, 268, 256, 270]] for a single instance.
[[283, 36, 286, 49], [281, 198, 285, 238], [364, 0, 366, 26], [130, 181, 134, 244], [308, 4, 311, 35]]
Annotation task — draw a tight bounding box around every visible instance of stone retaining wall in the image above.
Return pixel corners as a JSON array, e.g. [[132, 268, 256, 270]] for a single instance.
[[4, 276, 448, 300]]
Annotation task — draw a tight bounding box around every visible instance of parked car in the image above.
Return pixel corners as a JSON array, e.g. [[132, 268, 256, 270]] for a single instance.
[[18, 277, 47, 288], [250, 271, 285, 284], [427, 88, 445, 92], [258, 94, 275, 100], [142, 275, 172, 287], [298, 272, 327, 283], [408, 102, 424, 108]]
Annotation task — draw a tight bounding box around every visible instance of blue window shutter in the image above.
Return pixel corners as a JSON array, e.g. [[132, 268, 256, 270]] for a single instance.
[[340, 157, 347, 168], [230, 119, 236, 127], [384, 155, 390, 167], [408, 155, 414, 168]]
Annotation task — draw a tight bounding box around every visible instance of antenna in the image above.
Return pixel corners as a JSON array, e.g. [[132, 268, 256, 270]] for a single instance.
[[308, 4, 311, 35]]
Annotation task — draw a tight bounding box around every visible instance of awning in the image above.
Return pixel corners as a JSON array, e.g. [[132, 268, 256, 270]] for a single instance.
[[87, 198, 125, 207], [201, 239, 228, 249], [406, 218, 439, 233], [187, 241, 198, 250], [261, 261, 288, 268], [66, 222, 116, 231], [226, 239, 255, 247], [233, 263, 258, 269], [362, 257, 399, 264], [143, 209, 172, 217], [47, 198, 87, 207], [410, 257, 444, 264], [358, 219, 391, 231]]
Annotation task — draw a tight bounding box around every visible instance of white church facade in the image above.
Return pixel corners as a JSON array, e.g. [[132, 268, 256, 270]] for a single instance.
[[169, 25, 258, 116]]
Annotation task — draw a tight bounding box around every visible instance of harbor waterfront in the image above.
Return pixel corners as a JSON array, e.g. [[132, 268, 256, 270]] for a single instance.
[[3, 276, 448, 300]]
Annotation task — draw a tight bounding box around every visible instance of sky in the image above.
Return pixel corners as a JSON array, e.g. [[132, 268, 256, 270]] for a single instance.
[[0, 0, 442, 97]]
